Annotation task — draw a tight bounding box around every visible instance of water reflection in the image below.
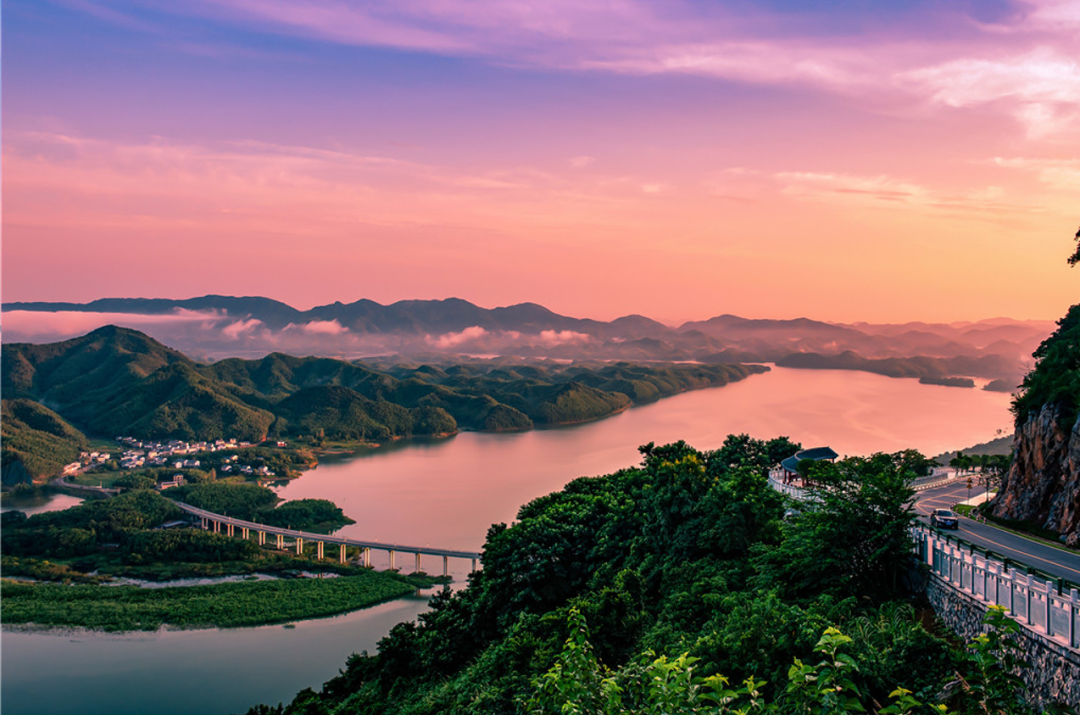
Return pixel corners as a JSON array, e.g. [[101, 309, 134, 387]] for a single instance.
[[274, 367, 1012, 552]]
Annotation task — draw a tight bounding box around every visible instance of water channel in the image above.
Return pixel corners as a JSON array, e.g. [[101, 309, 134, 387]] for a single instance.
[[1, 367, 1013, 715]]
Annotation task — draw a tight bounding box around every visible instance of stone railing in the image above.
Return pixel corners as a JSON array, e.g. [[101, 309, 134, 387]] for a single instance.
[[915, 525, 1080, 708], [914, 525, 1080, 651]]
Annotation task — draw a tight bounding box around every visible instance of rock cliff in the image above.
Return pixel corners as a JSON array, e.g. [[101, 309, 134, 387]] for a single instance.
[[990, 402, 1080, 545]]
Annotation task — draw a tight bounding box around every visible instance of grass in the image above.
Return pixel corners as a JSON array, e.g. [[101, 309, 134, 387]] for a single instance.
[[1, 570, 419, 631], [68, 470, 127, 487]]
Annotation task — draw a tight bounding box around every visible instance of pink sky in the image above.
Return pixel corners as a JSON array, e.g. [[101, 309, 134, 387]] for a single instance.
[[3, 0, 1078, 324]]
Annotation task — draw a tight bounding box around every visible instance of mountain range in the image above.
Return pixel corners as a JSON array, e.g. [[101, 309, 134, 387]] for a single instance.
[[1, 326, 765, 482], [3, 295, 1054, 386]]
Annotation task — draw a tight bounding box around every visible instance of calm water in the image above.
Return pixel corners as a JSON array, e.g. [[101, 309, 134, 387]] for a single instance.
[[0, 492, 84, 516], [273, 367, 1013, 553], [1, 368, 1012, 715]]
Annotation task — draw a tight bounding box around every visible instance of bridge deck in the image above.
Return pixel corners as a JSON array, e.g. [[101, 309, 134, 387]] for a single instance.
[[174, 502, 481, 560]]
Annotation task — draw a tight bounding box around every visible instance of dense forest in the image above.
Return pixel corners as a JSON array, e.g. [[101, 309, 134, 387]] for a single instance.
[[1, 327, 765, 480], [1, 398, 89, 484], [244, 436, 1046, 715], [1010, 303, 1080, 427]]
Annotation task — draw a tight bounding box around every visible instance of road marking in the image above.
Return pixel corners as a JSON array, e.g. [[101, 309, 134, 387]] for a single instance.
[[956, 528, 1080, 579]]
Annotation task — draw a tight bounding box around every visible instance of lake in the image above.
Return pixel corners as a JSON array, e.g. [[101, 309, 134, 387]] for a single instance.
[[0, 367, 1013, 715]]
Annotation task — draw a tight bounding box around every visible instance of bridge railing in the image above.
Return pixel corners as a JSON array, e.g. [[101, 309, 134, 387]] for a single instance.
[[914, 525, 1080, 652], [171, 501, 481, 575]]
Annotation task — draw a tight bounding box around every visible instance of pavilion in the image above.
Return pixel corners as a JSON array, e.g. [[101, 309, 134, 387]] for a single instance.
[[779, 446, 839, 484]]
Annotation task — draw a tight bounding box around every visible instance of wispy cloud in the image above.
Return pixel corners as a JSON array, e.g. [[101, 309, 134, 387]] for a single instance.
[[900, 48, 1080, 137], [285, 319, 348, 335], [64, 1, 1065, 141], [993, 157, 1080, 191], [427, 326, 489, 349]]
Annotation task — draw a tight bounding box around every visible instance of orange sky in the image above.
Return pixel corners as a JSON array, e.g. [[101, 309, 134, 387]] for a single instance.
[[3, 1, 1078, 324]]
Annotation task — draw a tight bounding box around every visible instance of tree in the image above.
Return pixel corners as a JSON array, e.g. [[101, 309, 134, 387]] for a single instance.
[[751, 454, 916, 601], [1069, 224, 1080, 267]]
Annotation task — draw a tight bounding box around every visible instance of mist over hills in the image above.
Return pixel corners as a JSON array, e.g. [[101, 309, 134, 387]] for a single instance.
[[3, 295, 1053, 387]]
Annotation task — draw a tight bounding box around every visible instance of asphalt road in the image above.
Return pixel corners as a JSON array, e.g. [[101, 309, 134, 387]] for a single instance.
[[914, 481, 1080, 584]]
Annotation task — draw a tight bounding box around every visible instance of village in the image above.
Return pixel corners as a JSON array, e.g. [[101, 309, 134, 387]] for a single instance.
[[61, 436, 281, 487]]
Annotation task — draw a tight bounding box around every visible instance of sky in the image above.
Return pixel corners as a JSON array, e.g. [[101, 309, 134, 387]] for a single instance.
[[3, 0, 1078, 325]]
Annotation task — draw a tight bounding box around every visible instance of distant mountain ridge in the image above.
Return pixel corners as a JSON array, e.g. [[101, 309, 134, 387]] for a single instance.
[[1, 326, 767, 481], [4, 295, 1053, 384]]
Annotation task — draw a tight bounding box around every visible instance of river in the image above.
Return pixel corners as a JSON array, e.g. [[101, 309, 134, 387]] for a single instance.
[[0, 367, 1013, 715]]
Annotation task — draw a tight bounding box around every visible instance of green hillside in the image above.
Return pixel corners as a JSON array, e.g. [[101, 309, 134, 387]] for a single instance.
[[1011, 303, 1080, 426], [275, 386, 456, 441], [2, 327, 767, 454], [1, 399, 89, 484], [529, 381, 631, 425]]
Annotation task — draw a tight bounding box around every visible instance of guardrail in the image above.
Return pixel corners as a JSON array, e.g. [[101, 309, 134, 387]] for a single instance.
[[766, 467, 1080, 652], [915, 524, 1080, 652]]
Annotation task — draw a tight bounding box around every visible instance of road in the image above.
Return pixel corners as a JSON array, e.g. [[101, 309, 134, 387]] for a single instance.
[[914, 480, 1080, 584]]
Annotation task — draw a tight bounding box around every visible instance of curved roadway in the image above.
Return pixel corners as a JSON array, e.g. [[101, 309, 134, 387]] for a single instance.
[[914, 481, 1080, 584]]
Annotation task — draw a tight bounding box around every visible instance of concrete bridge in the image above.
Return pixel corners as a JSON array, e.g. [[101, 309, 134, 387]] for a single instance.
[[173, 502, 481, 577]]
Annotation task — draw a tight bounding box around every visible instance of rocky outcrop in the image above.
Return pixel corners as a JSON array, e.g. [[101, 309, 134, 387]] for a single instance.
[[989, 402, 1080, 545]]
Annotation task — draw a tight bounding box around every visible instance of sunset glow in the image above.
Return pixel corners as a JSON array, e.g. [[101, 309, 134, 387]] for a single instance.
[[4, 0, 1078, 323]]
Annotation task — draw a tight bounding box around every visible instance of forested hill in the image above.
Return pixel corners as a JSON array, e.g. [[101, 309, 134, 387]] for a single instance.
[[989, 303, 1080, 544], [244, 438, 1032, 715], [1, 327, 766, 478]]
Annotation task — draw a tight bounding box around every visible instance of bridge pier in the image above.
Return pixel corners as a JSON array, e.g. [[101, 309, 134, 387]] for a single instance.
[[258, 531, 266, 545], [443, 555, 448, 577], [389, 550, 396, 570], [227, 523, 234, 537], [241, 527, 249, 540], [213, 520, 221, 533], [276, 533, 284, 549], [317, 541, 324, 560], [201, 517, 208, 530], [471, 558, 477, 573], [363, 548, 371, 568], [415, 553, 421, 573], [339, 544, 347, 563], [296, 537, 303, 555]]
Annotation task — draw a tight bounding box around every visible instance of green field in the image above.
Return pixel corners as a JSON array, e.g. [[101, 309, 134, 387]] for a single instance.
[[1, 571, 417, 631]]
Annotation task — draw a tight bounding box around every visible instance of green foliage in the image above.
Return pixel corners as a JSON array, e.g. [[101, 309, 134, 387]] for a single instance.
[[2, 328, 767, 452], [1, 490, 183, 558], [752, 453, 917, 601], [784, 628, 866, 714], [951, 606, 1031, 715], [1, 398, 89, 482], [259, 499, 356, 533], [166, 483, 354, 532], [1, 572, 414, 631], [170, 482, 280, 520], [115, 473, 157, 491], [1, 555, 108, 584], [527, 609, 1038, 715], [275, 386, 455, 442], [1011, 303, 1080, 428], [530, 382, 631, 425], [122, 528, 261, 562]]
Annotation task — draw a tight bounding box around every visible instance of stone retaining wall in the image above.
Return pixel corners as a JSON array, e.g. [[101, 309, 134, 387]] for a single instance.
[[926, 573, 1080, 709]]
